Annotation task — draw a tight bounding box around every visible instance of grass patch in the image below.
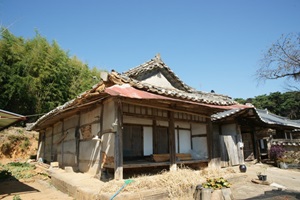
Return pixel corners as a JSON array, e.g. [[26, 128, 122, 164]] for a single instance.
[[0, 162, 36, 181]]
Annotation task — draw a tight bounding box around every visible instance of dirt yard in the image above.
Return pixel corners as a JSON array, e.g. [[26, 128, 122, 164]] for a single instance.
[[1, 127, 300, 200]]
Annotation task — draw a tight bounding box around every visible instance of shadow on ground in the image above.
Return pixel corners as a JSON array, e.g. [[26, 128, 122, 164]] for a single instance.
[[0, 174, 39, 199], [246, 189, 300, 200]]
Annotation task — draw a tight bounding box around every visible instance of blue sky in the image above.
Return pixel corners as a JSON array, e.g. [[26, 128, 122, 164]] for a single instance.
[[1, 1, 299, 99]]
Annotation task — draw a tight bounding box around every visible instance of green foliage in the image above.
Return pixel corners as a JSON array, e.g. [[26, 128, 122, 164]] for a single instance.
[[13, 195, 22, 200], [235, 91, 300, 119], [0, 29, 104, 122], [20, 138, 31, 151], [202, 177, 231, 190], [0, 162, 36, 180]]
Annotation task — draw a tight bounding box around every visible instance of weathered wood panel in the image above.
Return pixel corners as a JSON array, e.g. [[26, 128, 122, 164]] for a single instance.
[[223, 135, 239, 166]]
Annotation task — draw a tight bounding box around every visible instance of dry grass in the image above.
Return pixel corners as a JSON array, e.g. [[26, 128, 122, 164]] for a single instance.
[[98, 167, 238, 199]]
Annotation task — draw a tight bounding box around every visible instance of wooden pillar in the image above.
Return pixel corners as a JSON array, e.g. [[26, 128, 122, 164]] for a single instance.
[[168, 111, 176, 171], [236, 125, 244, 164], [114, 99, 123, 180], [206, 118, 213, 160], [43, 130, 46, 160], [51, 126, 54, 162], [61, 120, 64, 168], [75, 113, 81, 169]]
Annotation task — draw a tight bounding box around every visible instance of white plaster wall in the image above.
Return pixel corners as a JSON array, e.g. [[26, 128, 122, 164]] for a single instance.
[[141, 71, 176, 90], [191, 123, 206, 135], [102, 133, 114, 157], [103, 100, 115, 130], [143, 127, 153, 156], [65, 128, 76, 141], [178, 130, 191, 153], [222, 124, 237, 136], [62, 128, 76, 167], [53, 122, 62, 134], [175, 122, 190, 129], [78, 140, 101, 175], [63, 140, 76, 166], [80, 105, 101, 126], [44, 128, 52, 162], [123, 116, 152, 125], [156, 120, 169, 127], [64, 115, 79, 130]]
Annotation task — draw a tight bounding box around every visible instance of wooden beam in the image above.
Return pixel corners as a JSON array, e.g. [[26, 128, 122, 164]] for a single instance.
[[114, 99, 123, 180], [122, 99, 210, 119], [168, 111, 176, 171]]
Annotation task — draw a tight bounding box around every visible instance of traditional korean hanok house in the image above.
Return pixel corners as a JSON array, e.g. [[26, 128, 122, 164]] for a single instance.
[[212, 107, 300, 166], [30, 55, 246, 180]]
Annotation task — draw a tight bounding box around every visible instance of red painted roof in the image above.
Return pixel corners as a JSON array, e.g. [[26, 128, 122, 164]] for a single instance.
[[105, 84, 250, 110]]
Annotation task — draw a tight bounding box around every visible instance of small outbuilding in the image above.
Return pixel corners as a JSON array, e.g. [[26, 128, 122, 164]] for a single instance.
[[31, 55, 247, 179], [212, 107, 300, 166]]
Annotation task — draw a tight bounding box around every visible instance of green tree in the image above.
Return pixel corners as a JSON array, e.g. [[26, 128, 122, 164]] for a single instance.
[[236, 91, 300, 119], [0, 29, 104, 122]]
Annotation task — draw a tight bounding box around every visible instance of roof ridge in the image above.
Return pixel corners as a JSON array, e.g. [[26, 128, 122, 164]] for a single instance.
[[123, 54, 194, 92]]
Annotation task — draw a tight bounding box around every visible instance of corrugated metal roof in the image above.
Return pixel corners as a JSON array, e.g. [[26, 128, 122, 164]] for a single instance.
[[0, 109, 26, 131]]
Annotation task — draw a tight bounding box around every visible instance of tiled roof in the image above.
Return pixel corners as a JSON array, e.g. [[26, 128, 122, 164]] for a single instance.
[[123, 54, 194, 92], [256, 109, 300, 129], [212, 107, 300, 129], [211, 107, 248, 120], [113, 71, 237, 106], [272, 140, 300, 146]]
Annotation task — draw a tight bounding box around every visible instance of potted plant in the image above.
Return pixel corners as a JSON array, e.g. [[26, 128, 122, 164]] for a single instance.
[[256, 172, 267, 181]]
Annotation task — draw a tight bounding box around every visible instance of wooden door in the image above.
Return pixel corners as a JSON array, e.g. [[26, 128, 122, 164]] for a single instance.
[[154, 127, 169, 154], [123, 125, 143, 160], [220, 135, 240, 166], [242, 133, 254, 160]]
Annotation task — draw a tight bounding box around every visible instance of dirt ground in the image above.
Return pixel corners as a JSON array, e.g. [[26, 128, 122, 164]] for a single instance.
[[1, 162, 300, 200], [0, 179, 73, 200], [1, 128, 300, 199]]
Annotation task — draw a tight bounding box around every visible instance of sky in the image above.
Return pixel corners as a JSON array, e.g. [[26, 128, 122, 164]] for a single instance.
[[1, 0, 299, 99]]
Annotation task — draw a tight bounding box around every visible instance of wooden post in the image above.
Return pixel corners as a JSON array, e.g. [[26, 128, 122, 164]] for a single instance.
[[61, 120, 64, 168], [43, 131, 46, 160], [236, 125, 244, 164], [75, 113, 81, 170], [51, 127, 54, 162], [114, 99, 123, 180], [206, 118, 213, 160], [168, 111, 176, 171]]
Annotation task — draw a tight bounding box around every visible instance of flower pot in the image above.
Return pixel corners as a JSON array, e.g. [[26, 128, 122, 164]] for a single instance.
[[261, 175, 267, 181]]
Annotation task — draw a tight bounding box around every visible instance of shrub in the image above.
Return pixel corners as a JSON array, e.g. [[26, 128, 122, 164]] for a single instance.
[[270, 145, 285, 160], [0, 142, 11, 155]]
